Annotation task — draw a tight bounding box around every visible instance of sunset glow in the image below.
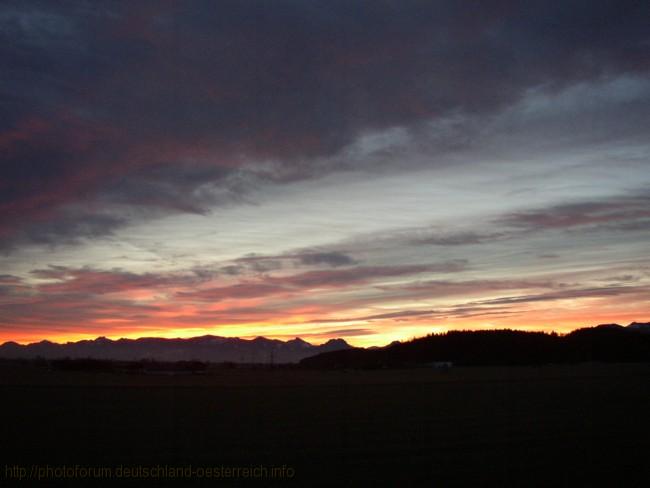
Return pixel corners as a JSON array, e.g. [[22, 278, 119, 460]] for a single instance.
[[1, 2, 649, 347]]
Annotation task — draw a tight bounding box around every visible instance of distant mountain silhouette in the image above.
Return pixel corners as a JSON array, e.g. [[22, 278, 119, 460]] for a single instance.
[[3, 321, 649, 366], [300, 322, 650, 369], [0, 335, 351, 364], [627, 321, 650, 333]]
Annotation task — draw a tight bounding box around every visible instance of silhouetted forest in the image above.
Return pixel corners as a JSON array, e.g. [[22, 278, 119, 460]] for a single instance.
[[300, 324, 650, 369], [4, 323, 649, 373]]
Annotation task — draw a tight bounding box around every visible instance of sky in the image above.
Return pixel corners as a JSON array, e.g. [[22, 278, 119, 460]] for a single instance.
[[1, 0, 649, 346]]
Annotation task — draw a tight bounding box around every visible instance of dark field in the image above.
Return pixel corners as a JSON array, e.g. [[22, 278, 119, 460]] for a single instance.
[[1, 362, 649, 487]]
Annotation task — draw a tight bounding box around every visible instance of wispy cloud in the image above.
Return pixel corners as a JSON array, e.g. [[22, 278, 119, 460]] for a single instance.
[[1, 1, 649, 344], [469, 285, 648, 306], [500, 193, 650, 231]]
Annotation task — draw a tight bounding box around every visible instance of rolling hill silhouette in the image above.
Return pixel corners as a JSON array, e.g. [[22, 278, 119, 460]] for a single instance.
[[300, 322, 650, 369], [2, 322, 649, 367]]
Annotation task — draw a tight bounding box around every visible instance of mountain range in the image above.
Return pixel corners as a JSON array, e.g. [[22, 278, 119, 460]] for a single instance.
[[2, 322, 648, 365], [0, 335, 351, 364]]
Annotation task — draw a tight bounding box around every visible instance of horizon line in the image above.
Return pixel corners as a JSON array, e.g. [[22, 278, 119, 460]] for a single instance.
[[3, 320, 647, 349]]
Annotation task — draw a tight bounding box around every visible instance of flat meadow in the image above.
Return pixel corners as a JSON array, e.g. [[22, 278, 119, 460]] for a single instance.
[[1, 361, 649, 487]]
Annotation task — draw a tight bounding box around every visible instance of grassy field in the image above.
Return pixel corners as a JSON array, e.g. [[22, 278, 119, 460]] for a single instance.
[[1, 362, 649, 487]]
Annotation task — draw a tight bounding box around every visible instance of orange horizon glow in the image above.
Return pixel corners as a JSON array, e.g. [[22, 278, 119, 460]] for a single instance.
[[3, 311, 647, 348], [2, 261, 648, 348]]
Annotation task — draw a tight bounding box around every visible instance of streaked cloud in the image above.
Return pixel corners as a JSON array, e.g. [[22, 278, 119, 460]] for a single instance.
[[1, 1, 649, 345]]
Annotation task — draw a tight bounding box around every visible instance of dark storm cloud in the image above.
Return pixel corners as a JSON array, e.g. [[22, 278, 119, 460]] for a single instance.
[[100, 163, 239, 214], [0, 212, 125, 252], [2, 0, 649, 246]]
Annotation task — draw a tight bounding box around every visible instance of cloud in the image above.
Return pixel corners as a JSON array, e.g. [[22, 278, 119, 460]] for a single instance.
[[312, 309, 443, 323], [599, 274, 640, 284], [500, 192, 650, 231], [0, 274, 22, 285], [412, 231, 507, 246], [470, 285, 647, 306], [273, 262, 467, 289], [394, 278, 558, 297], [0, 274, 27, 297], [0, 293, 162, 332], [1, 1, 649, 247], [178, 261, 467, 301], [234, 255, 285, 273], [0, 211, 125, 252], [296, 251, 357, 267], [14, 261, 466, 324], [308, 304, 523, 325], [271, 328, 374, 340], [29, 265, 204, 295], [1, 1, 649, 344], [1, 257, 647, 341], [176, 283, 287, 302], [211, 250, 358, 276]]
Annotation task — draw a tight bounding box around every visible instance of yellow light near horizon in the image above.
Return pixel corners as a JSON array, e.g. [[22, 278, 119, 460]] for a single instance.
[[2, 300, 647, 347]]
